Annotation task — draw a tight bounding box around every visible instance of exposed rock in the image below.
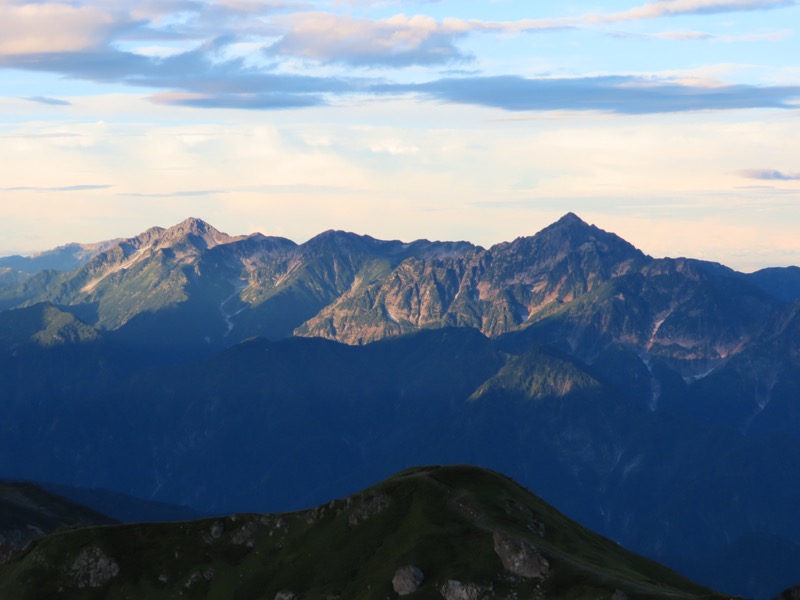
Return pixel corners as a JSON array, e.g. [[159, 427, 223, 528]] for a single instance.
[[70, 545, 120, 589], [231, 520, 259, 546], [184, 567, 215, 589], [503, 500, 547, 538], [492, 532, 550, 580], [306, 504, 328, 524], [348, 492, 391, 526], [260, 515, 286, 531], [440, 579, 492, 600], [392, 565, 425, 595], [526, 520, 546, 537], [275, 592, 299, 600], [210, 521, 224, 539], [612, 591, 629, 600]]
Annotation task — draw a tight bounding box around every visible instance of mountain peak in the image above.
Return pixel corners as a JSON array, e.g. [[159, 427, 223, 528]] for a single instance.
[[554, 212, 586, 227], [532, 212, 642, 256], [157, 218, 243, 251], [170, 217, 214, 235], [303, 229, 374, 252]]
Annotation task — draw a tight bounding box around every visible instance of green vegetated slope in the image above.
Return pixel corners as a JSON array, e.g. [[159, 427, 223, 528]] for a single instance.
[[0, 466, 729, 600]]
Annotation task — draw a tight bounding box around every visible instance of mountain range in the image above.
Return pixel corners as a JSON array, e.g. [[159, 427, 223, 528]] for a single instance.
[[1, 214, 799, 599]]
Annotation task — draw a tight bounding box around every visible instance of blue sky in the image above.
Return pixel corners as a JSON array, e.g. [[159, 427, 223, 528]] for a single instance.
[[1, 0, 799, 270]]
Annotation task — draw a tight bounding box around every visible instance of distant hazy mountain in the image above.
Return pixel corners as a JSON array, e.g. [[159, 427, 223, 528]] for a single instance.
[[0, 268, 30, 290], [0, 239, 122, 274], [0, 481, 114, 563], [745, 265, 800, 303], [0, 466, 728, 600], [1, 214, 799, 598], [41, 483, 205, 524]]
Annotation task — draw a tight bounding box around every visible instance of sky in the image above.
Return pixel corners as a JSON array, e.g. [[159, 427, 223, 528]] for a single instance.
[[1, 0, 800, 271]]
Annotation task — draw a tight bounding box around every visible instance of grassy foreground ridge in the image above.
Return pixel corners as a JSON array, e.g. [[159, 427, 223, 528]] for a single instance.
[[0, 465, 731, 600]]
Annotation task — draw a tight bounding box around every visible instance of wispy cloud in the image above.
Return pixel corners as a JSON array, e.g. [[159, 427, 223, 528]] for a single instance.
[[652, 28, 792, 41], [0, 184, 112, 192], [739, 168, 800, 180], [594, 0, 795, 22], [23, 96, 72, 106], [382, 75, 800, 114], [121, 189, 225, 198], [149, 91, 325, 109], [1, 36, 358, 109]]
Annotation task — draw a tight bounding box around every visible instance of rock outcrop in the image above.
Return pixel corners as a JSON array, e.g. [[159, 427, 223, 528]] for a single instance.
[[440, 579, 492, 600], [70, 545, 120, 589], [347, 492, 391, 526], [392, 565, 425, 595], [492, 532, 550, 580]]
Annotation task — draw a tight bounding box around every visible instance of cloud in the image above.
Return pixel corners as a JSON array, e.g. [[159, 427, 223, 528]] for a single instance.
[[739, 168, 800, 180], [23, 96, 72, 106], [1, 36, 357, 109], [653, 30, 714, 40], [149, 91, 324, 109], [653, 29, 791, 41], [595, 0, 795, 22], [121, 189, 225, 197], [0, 0, 796, 111], [370, 140, 420, 155], [265, 11, 575, 67], [213, 0, 310, 13], [333, 0, 443, 6], [267, 12, 470, 66], [0, 184, 112, 192], [0, 3, 131, 56], [231, 1, 794, 67], [381, 75, 800, 114]]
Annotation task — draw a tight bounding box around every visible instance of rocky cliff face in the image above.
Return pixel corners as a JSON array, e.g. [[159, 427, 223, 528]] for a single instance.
[[0, 213, 786, 373], [297, 213, 649, 344]]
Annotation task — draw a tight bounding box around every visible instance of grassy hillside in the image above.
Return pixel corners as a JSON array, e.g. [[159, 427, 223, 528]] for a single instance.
[[0, 466, 731, 600]]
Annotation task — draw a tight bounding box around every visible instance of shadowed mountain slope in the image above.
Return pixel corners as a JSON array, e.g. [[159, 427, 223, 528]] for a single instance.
[[0, 466, 729, 600], [0, 481, 114, 564]]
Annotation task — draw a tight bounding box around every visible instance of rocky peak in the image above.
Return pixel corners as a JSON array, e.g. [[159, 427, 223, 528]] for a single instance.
[[154, 218, 243, 252], [304, 229, 369, 248], [553, 211, 585, 227], [130, 226, 166, 249], [298, 230, 386, 264], [512, 212, 641, 257], [487, 213, 647, 285]]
